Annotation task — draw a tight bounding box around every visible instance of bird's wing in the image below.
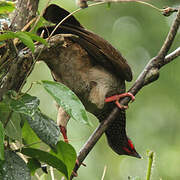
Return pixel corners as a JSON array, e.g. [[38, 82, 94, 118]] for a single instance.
[[42, 4, 83, 27], [40, 4, 133, 81]]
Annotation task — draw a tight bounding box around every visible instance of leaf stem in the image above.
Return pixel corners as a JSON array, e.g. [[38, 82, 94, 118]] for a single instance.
[[146, 151, 154, 180]]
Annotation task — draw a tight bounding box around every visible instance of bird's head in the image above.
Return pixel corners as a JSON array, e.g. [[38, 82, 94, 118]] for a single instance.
[[121, 138, 141, 158], [107, 135, 141, 159]]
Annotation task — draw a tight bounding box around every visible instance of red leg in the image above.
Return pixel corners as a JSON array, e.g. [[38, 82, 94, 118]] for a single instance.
[[72, 160, 86, 177], [59, 125, 69, 143], [105, 92, 135, 109]]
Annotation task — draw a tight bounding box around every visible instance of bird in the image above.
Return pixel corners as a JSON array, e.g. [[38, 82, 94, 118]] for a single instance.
[[37, 4, 141, 158]]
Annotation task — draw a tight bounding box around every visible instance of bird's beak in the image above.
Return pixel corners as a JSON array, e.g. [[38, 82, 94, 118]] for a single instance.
[[133, 150, 142, 159]]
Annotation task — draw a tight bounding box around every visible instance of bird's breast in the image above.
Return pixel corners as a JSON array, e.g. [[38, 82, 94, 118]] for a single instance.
[[41, 37, 125, 112]]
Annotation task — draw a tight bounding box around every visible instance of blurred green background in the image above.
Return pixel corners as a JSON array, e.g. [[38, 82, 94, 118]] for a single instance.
[[27, 0, 180, 179]]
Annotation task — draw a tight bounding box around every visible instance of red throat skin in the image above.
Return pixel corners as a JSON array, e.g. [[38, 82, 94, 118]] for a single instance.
[[128, 139, 135, 150], [122, 138, 141, 159]]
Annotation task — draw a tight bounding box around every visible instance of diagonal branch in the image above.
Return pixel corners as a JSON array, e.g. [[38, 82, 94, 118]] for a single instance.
[[70, 7, 180, 179]]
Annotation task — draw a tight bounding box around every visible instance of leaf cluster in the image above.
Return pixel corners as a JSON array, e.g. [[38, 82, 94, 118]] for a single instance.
[[0, 80, 89, 179]]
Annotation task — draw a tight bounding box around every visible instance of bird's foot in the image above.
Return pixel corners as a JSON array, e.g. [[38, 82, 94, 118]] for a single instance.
[[59, 125, 69, 143], [71, 160, 86, 177], [76, 159, 86, 167], [105, 92, 135, 109]]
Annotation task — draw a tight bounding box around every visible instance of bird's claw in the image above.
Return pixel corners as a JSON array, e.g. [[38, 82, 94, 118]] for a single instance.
[[105, 92, 135, 109]]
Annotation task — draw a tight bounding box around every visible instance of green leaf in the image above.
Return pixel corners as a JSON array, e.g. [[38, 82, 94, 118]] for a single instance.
[[51, 141, 76, 178], [27, 158, 41, 176], [15, 31, 35, 52], [0, 31, 47, 51], [0, 150, 31, 180], [5, 112, 22, 142], [0, 31, 15, 41], [41, 80, 89, 124], [0, 1, 15, 14], [22, 110, 60, 149], [9, 94, 40, 116], [0, 122, 4, 161], [1, 93, 40, 142], [0, 31, 35, 52], [0, 102, 10, 124], [21, 148, 68, 178], [22, 119, 40, 149], [23, 32, 48, 46], [0, 100, 22, 141]]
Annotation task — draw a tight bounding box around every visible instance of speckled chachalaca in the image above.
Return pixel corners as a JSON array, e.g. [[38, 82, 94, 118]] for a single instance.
[[37, 4, 140, 158]]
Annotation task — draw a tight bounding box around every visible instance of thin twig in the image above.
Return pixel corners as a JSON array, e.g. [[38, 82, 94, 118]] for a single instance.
[[50, 0, 168, 39], [20, 141, 42, 148], [30, 0, 52, 32], [101, 165, 107, 180], [48, 2, 105, 40], [50, 166, 55, 180], [78, 0, 178, 16], [157, 9, 180, 59], [22, 81, 36, 95], [81, 0, 162, 12]]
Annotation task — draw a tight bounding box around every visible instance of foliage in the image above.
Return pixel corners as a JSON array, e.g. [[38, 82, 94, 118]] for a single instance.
[[0, 1, 15, 15], [0, 150, 31, 180], [0, 87, 80, 179], [0, 31, 48, 53]]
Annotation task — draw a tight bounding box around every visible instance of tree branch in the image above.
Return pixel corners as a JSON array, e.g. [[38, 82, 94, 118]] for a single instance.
[[10, 0, 39, 31], [0, 0, 39, 98], [70, 8, 180, 179]]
